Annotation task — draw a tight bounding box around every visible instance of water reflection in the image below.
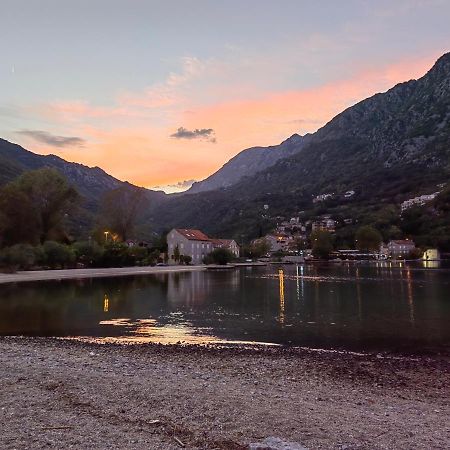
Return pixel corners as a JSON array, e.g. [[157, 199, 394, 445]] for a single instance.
[[278, 269, 285, 325], [0, 263, 449, 352]]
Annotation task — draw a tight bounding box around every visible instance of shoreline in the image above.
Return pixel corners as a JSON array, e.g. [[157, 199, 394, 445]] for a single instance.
[[1, 337, 449, 449], [0, 264, 206, 284]]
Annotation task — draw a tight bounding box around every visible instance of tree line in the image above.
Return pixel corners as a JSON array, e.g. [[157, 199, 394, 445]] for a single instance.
[[0, 168, 163, 271]]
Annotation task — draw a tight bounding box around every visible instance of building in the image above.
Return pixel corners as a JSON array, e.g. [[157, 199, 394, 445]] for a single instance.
[[211, 239, 240, 257], [400, 192, 439, 212], [344, 190, 355, 198], [313, 193, 334, 203], [167, 229, 239, 265], [167, 229, 213, 265], [423, 248, 440, 261], [387, 240, 416, 258], [263, 234, 293, 253], [312, 218, 336, 233]]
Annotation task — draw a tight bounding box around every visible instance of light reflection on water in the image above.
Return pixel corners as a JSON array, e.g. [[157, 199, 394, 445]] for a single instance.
[[0, 263, 449, 352]]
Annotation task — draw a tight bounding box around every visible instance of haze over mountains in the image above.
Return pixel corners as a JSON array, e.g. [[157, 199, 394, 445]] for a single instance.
[[1, 52, 449, 240]]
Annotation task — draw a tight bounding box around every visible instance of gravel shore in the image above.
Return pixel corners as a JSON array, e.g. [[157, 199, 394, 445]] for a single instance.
[[1, 337, 448, 450]]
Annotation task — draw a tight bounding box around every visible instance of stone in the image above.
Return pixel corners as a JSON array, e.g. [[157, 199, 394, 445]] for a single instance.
[[249, 436, 308, 450]]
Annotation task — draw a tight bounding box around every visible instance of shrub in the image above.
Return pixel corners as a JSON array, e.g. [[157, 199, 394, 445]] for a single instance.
[[206, 248, 234, 265], [43, 241, 75, 269], [180, 254, 192, 265], [0, 244, 37, 270], [73, 241, 104, 267]]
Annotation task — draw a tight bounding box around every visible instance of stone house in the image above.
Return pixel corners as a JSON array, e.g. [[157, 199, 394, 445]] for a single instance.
[[387, 240, 416, 258], [167, 229, 213, 265], [167, 229, 239, 265]]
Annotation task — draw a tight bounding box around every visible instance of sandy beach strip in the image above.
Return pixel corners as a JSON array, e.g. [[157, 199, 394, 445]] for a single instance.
[[0, 337, 448, 449], [0, 265, 206, 284]]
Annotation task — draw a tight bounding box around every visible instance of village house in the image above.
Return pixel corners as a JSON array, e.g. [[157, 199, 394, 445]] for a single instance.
[[344, 190, 355, 198], [210, 239, 240, 257], [387, 239, 416, 258], [400, 192, 439, 212], [313, 193, 334, 203], [259, 234, 293, 253], [423, 248, 440, 261], [167, 229, 240, 265], [312, 217, 336, 233]]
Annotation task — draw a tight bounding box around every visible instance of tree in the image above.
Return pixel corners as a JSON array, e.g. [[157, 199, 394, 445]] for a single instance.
[[0, 168, 79, 246], [173, 244, 180, 263], [249, 238, 271, 258], [100, 186, 147, 241], [311, 230, 334, 259], [0, 184, 40, 246], [355, 225, 382, 252]]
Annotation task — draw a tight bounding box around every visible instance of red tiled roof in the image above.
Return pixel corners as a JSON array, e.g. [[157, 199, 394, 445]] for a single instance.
[[390, 240, 415, 245], [175, 229, 210, 241], [211, 238, 234, 247]]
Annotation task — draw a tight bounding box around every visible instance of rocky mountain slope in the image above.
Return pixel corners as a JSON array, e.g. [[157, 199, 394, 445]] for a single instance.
[[150, 52, 450, 240], [188, 133, 306, 193]]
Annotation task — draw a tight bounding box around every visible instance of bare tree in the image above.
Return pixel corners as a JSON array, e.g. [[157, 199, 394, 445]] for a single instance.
[[100, 185, 147, 241]]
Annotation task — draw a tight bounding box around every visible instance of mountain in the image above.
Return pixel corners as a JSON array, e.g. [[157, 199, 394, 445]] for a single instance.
[[149, 52, 450, 245], [0, 138, 167, 235], [188, 133, 307, 193]]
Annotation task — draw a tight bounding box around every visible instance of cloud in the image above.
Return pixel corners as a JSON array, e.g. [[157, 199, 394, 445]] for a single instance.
[[17, 129, 85, 148], [152, 179, 197, 193], [170, 127, 216, 143]]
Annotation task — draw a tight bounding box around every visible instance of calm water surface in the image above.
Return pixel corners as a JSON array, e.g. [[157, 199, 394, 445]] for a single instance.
[[1, 262, 449, 352]]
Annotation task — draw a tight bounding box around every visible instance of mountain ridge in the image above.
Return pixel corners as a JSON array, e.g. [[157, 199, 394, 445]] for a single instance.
[[187, 133, 307, 193], [148, 52, 450, 242]]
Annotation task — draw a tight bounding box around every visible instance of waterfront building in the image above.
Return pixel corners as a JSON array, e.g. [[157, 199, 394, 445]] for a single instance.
[[167, 229, 240, 264]]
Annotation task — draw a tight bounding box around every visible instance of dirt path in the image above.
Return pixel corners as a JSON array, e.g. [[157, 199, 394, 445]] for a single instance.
[[0, 338, 448, 449]]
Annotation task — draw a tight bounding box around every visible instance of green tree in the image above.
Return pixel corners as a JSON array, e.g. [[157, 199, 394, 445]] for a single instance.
[[15, 168, 79, 243], [0, 169, 79, 246], [355, 225, 382, 252], [100, 186, 146, 241], [249, 238, 271, 258], [311, 230, 334, 259], [0, 184, 40, 246], [173, 244, 180, 263]]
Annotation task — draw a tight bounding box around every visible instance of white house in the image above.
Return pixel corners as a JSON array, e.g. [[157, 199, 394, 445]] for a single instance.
[[400, 192, 439, 212], [387, 240, 416, 258], [167, 229, 213, 265], [167, 229, 240, 264]]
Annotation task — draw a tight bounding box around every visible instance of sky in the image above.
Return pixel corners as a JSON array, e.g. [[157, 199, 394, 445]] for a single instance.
[[1, 0, 449, 192]]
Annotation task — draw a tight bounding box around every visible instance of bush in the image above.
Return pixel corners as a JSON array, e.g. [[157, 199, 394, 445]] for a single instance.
[[180, 254, 192, 265], [43, 241, 75, 269], [0, 244, 37, 270], [205, 248, 234, 265], [73, 241, 104, 267]]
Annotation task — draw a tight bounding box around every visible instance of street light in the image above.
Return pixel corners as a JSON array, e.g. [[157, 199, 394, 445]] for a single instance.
[[104, 231, 110, 243]]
